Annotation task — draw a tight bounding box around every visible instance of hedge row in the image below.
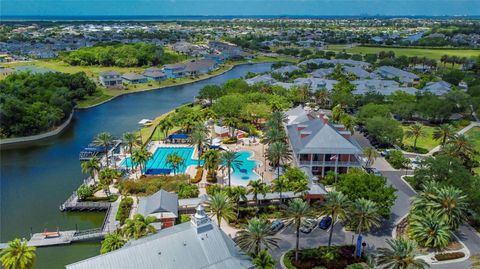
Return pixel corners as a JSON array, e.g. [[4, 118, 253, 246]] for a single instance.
[[435, 252, 465, 261], [116, 197, 134, 225], [192, 167, 203, 184]]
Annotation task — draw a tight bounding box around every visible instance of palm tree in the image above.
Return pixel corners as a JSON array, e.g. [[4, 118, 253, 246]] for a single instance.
[[248, 179, 269, 208], [427, 185, 468, 230], [350, 198, 381, 255], [448, 134, 475, 158], [272, 176, 289, 202], [98, 168, 120, 197], [264, 128, 286, 144], [433, 124, 455, 147], [81, 157, 100, 183], [205, 192, 236, 228], [267, 142, 292, 180], [122, 214, 157, 240], [0, 239, 36, 269], [123, 132, 140, 158], [190, 124, 209, 167], [131, 147, 152, 177], [157, 117, 175, 140], [320, 191, 351, 249], [166, 152, 185, 175], [252, 249, 276, 269], [225, 186, 248, 219], [266, 111, 287, 130], [405, 124, 425, 152], [315, 89, 330, 108], [100, 232, 127, 254], [285, 198, 311, 263], [223, 117, 239, 137], [235, 218, 279, 256], [331, 104, 345, 122], [408, 212, 452, 248], [202, 149, 221, 180], [377, 238, 429, 269], [221, 151, 243, 187], [363, 147, 378, 168], [93, 132, 114, 167]]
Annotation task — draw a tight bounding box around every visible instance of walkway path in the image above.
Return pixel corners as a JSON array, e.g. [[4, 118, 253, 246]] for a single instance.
[[102, 199, 120, 233]]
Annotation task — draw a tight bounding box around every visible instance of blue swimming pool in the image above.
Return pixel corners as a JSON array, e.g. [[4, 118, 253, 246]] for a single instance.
[[230, 151, 260, 185], [122, 147, 201, 174]]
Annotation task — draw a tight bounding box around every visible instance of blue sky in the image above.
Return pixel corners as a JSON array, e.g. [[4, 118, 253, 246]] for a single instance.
[[1, 0, 479, 17]]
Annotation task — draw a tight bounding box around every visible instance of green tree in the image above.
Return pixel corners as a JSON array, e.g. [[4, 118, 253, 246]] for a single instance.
[[98, 168, 120, 197], [205, 192, 236, 228], [405, 124, 425, 151], [81, 157, 100, 183], [356, 104, 391, 124], [408, 212, 452, 248], [248, 179, 269, 208], [166, 152, 185, 175], [377, 238, 429, 269], [267, 142, 292, 180], [225, 186, 248, 219], [252, 249, 276, 269], [272, 176, 290, 202], [190, 124, 209, 167], [331, 104, 345, 122], [157, 117, 175, 139], [123, 132, 140, 162], [365, 116, 403, 146], [202, 149, 221, 180], [282, 167, 309, 194], [285, 198, 311, 262], [76, 184, 94, 200], [350, 198, 381, 238], [221, 151, 243, 187], [93, 132, 114, 167], [100, 232, 127, 254], [320, 191, 351, 249], [0, 239, 36, 269], [122, 214, 157, 240], [235, 218, 279, 256], [131, 147, 152, 177], [433, 124, 455, 147]]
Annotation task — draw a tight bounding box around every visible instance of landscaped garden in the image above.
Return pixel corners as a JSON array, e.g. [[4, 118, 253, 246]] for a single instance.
[[283, 246, 367, 269]]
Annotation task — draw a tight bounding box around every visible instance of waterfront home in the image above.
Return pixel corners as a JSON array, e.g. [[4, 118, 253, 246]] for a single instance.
[[137, 189, 178, 229], [342, 66, 378, 79], [163, 63, 187, 78], [375, 66, 420, 85], [143, 67, 167, 81], [184, 59, 217, 76], [122, 72, 148, 84], [272, 65, 300, 76], [285, 106, 362, 177], [293, 77, 338, 91], [99, 71, 123, 87], [204, 53, 225, 64], [311, 68, 334, 78], [245, 74, 277, 86], [422, 80, 452, 95], [65, 205, 253, 269]]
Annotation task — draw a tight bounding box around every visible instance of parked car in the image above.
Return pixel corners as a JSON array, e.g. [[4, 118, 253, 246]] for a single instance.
[[319, 216, 332, 230], [380, 149, 391, 157], [365, 167, 382, 176], [270, 220, 284, 233], [300, 218, 317, 234]]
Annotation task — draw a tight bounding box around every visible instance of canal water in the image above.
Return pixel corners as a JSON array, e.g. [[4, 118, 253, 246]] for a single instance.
[[0, 63, 272, 269]]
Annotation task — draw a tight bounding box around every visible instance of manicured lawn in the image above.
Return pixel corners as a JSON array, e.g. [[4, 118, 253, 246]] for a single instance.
[[326, 45, 480, 60], [401, 121, 469, 152], [465, 127, 480, 174]]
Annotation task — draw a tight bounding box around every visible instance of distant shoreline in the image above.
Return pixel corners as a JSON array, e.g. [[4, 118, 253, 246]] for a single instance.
[[2, 15, 480, 22]]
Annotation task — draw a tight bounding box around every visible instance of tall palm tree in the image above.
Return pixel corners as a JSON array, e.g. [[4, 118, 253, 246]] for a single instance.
[[433, 124, 455, 147], [264, 128, 286, 144], [93, 132, 114, 167], [190, 124, 209, 167], [285, 198, 311, 263], [448, 134, 475, 158], [131, 147, 152, 177], [235, 218, 279, 256], [267, 142, 292, 180], [221, 151, 243, 187], [157, 117, 175, 140], [123, 132, 140, 157], [426, 186, 468, 230], [408, 212, 452, 248], [267, 111, 287, 130], [350, 198, 381, 255], [332, 104, 345, 122], [363, 147, 378, 168], [405, 124, 425, 152], [377, 238, 429, 269], [122, 214, 157, 240], [223, 117, 239, 137], [252, 249, 276, 269], [81, 157, 100, 183], [315, 89, 330, 108], [166, 152, 185, 175], [225, 186, 248, 219], [320, 191, 351, 249], [98, 168, 120, 197], [0, 239, 36, 269], [272, 176, 289, 202], [100, 232, 127, 254], [247, 179, 269, 208], [205, 192, 236, 228], [202, 149, 221, 180]]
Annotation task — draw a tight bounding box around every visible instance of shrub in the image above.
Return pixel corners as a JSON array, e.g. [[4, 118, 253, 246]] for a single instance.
[[223, 137, 238, 144], [177, 183, 199, 199], [206, 184, 223, 196], [77, 184, 94, 200], [83, 195, 118, 202], [119, 174, 190, 196], [191, 167, 203, 184], [386, 150, 410, 169], [345, 263, 365, 269], [116, 197, 134, 225], [179, 214, 191, 223], [434, 252, 465, 261]]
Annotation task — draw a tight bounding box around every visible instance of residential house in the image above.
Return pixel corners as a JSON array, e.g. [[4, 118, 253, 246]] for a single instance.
[[285, 106, 362, 177], [422, 80, 452, 95], [245, 74, 277, 86], [342, 66, 378, 79], [122, 72, 148, 84], [65, 205, 253, 269], [163, 63, 187, 78], [375, 66, 420, 85], [143, 67, 166, 81], [184, 59, 217, 76], [293, 78, 338, 91], [137, 189, 178, 229], [99, 71, 123, 87], [272, 65, 300, 76], [311, 68, 334, 78]]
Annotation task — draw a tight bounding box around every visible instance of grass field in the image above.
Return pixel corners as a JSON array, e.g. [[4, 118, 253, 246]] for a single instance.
[[401, 121, 469, 152], [465, 127, 480, 174], [326, 45, 480, 60]]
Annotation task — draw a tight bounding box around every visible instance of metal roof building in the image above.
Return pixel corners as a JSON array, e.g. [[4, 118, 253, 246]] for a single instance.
[[137, 189, 179, 218]]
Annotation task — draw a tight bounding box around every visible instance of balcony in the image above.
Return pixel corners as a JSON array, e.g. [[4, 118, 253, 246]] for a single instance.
[[299, 160, 361, 167]]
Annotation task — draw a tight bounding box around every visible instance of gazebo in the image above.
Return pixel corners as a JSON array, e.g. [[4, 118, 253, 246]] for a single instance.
[[166, 133, 189, 144]]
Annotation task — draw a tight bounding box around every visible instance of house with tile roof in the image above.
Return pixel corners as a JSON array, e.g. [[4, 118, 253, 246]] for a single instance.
[[143, 67, 166, 81], [285, 106, 362, 177], [422, 80, 452, 95], [66, 205, 253, 269]]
